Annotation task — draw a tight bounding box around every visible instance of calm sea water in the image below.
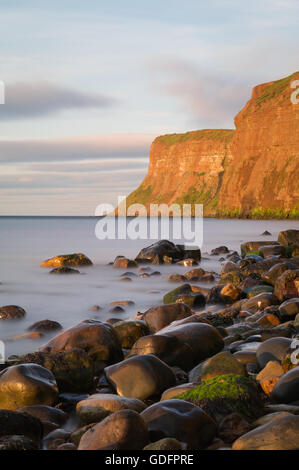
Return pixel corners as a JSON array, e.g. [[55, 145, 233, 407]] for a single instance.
[[0, 216, 298, 358]]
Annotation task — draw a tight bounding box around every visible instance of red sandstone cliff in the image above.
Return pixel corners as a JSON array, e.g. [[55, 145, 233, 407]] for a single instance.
[[125, 72, 299, 217]]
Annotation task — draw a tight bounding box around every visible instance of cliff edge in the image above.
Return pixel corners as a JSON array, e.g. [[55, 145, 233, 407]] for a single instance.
[[125, 72, 299, 218]]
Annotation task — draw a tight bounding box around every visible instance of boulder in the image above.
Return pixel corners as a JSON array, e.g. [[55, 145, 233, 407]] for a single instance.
[[0, 364, 58, 410], [17, 348, 94, 393], [113, 320, 149, 348], [0, 409, 43, 442], [279, 298, 299, 318], [141, 399, 217, 449], [274, 269, 299, 301], [28, 320, 63, 332], [40, 319, 123, 366], [161, 383, 198, 401], [189, 351, 246, 383], [113, 257, 138, 268], [168, 274, 187, 282], [256, 361, 284, 382], [163, 284, 206, 308], [0, 435, 40, 450], [142, 303, 191, 333], [241, 293, 279, 313], [129, 334, 194, 370], [262, 262, 296, 286], [135, 240, 200, 264], [104, 354, 176, 400], [78, 409, 149, 450], [178, 374, 264, 423], [0, 305, 26, 320], [50, 267, 80, 274], [218, 413, 251, 444], [211, 246, 229, 255], [143, 438, 184, 450], [159, 322, 224, 366], [232, 415, 299, 450], [272, 367, 299, 403], [256, 337, 292, 368], [241, 241, 279, 257], [278, 229, 299, 247], [17, 405, 67, 428], [76, 393, 146, 415], [40, 253, 92, 267], [259, 245, 287, 258], [184, 268, 206, 280]]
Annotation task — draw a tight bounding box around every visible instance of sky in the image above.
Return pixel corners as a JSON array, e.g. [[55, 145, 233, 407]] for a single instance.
[[0, 0, 298, 215]]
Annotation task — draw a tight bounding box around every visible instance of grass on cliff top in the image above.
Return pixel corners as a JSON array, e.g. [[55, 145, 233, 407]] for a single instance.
[[155, 129, 235, 146], [255, 71, 299, 106]]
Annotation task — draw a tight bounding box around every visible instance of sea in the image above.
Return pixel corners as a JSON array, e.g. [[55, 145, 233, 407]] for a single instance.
[[0, 216, 298, 358]]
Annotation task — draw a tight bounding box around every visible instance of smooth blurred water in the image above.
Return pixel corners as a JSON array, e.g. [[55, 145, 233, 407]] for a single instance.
[[0, 216, 298, 357]]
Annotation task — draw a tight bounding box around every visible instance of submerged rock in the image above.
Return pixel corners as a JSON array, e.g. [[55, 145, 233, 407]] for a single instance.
[[50, 267, 80, 274], [0, 305, 26, 320], [28, 319, 63, 332]]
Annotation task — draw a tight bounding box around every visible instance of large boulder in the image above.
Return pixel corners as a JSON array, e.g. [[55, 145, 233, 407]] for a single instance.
[[17, 348, 94, 393], [78, 409, 149, 450], [76, 393, 146, 415], [262, 262, 296, 286], [129, 334, 194, 370], [256, 337, 292, 369], [40, 253, 92, 267], [178, 374, 264, 423], [232, 415, 299, 450], [278, 229, 299, 247], [259, 245, 287, 258], [17, 405, 67, 429], [274, 270, 299, 301], [0, 364, 58, 410], [135, 240, 200, 264], [272, 367, 299, 404], [113, 320, 149, 348], [189, 351, 246, 383], [142, 303, 191, 333], [104, 354, 176, 400], [240, 241, 279, 257], [0, 305, 26, 320], [141, 399, 217, 449], [241, 293, 279, 313], [40, 319, 123, 366], [0, 409, 43, 442], [158, 322, 224, 366]]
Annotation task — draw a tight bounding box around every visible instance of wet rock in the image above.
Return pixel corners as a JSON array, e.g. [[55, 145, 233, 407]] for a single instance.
[[141, 399, 217, 449], [256, 337, 292, 368], [278, 229, 299, 247], [211, 246, 229, 255], [161, 383, 198, 400], [279, 298, 299, 318], [274, 269, 299, 301], [43, 429, 71, 450], [18, 405, 67, 428], [0, 435, 40, 450], [256, 361, 284, 382], [113, 256, 138, 268], [142, 303, 191, 333], [252, 411, 293, 427], [218, 413, 251, 444], [109, 300, 135, 307], [241, 293, 279, 313], [129, 334, 194, 370], [262, 262, 296, 286], [113, 320, 149, 348], [168, 274, 187, 282], [261, 231, 272, 236], [77, 393, 146, 417], [189, 351, 246, 383], [40, 253, 92, 268], [243, 285, 274, 298], [177, 258, 198, 267], [18, 348, 94, 393], [259, 376, 280, 395], [119, 276, 132, 282], [50, 267, 80, 274], [70, 423, 95, 446], [259, 245, 287, 258], [135, 240, 201, 264], [178, 374, 264, 423], [272, 367, 299, 403], [78, 409, 149, 450], [232, 415, 299, 450], [76, 405, 110, 425], [163, 284, 206, 308], [28, 319, 63, 332], [240, 241, 279, 257], [158, 322, 224, 366], [143, 438, 184, 450], [184, 268, 206, 280], [57, 443, 77, 450], [0, 409, 43, 442], [105, 354, 176, 400], [0, 305, 26, 320], [40, 319, 123, 366], [220, 284, 241, 302], [0, 363, 58, 410]]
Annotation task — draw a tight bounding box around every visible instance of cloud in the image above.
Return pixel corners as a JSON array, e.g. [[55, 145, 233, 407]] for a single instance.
[[0, 81, 116, 120], [0, 133, 155, 163]]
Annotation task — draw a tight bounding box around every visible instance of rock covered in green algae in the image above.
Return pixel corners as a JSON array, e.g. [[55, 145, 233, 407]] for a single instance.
[[163, 283, 205, 307], [177, 374, 265, 423]]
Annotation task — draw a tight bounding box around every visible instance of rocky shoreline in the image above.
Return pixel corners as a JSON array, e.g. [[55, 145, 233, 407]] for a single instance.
[[0, 230, 299, 450]]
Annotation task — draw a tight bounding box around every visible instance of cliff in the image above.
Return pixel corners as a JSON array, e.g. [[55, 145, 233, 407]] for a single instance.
[[125, 72, 299, 218]]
